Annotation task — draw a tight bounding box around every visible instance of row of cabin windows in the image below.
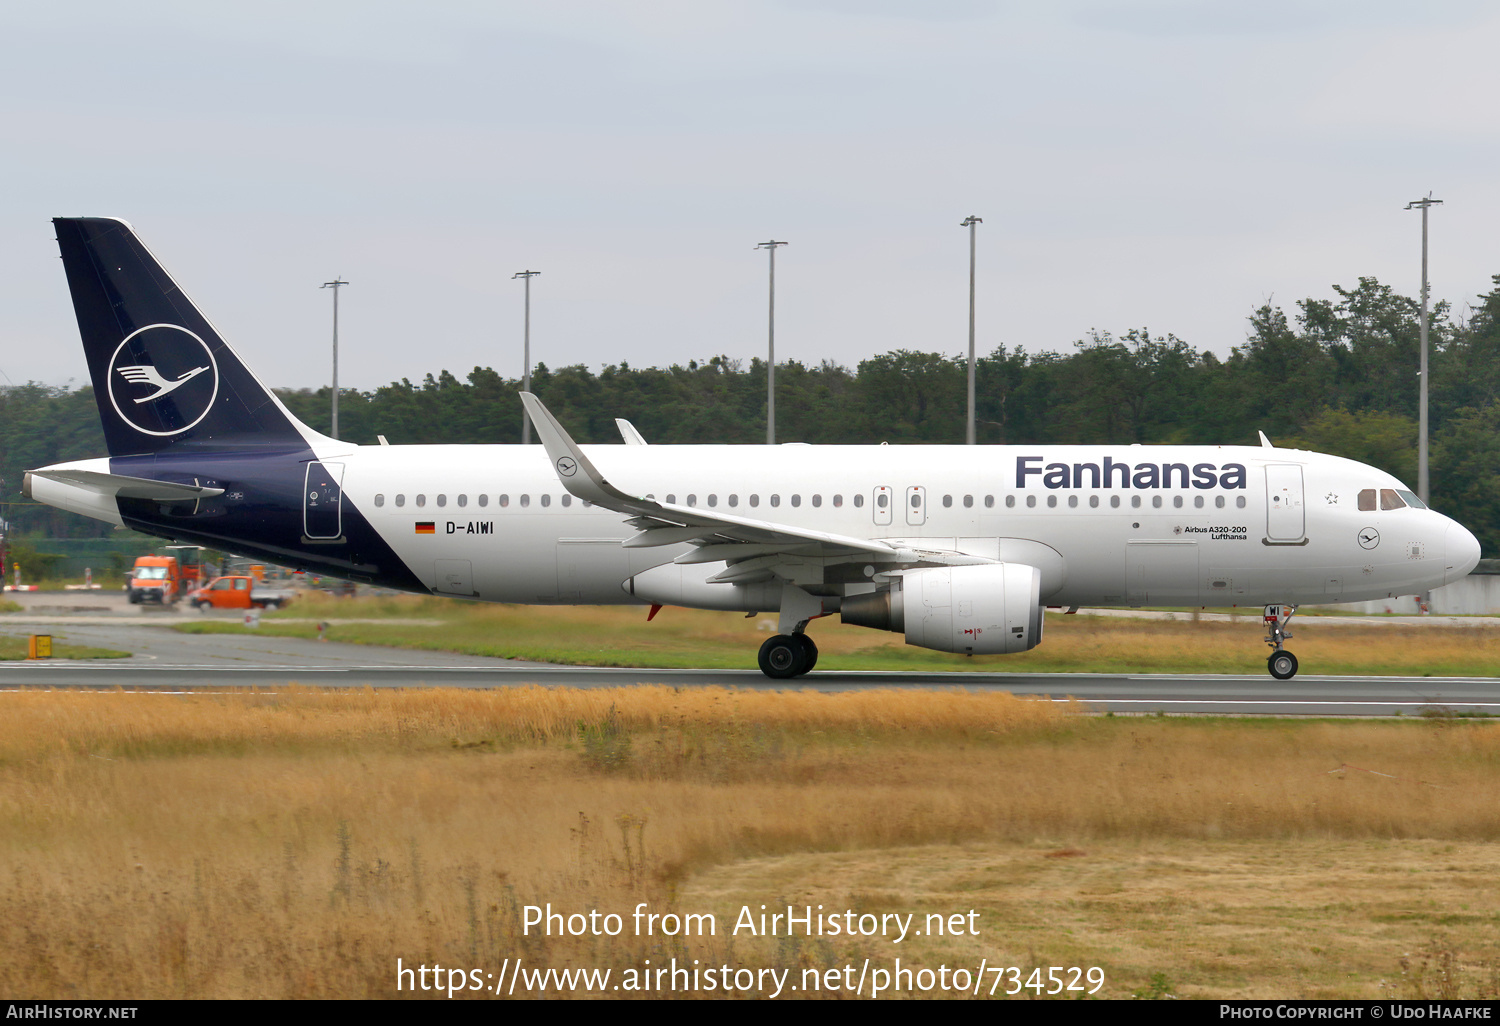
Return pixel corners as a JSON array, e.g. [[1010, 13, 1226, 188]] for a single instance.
[[651, 494, 854, 508], [1007, 493, 1246, 509], [372, 491, 1247, 511], [372, 493, 591, 509]]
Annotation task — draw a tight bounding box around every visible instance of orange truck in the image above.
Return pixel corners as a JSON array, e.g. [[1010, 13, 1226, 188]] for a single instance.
[[126, 555, 182, 605], [188, 576, 294, 611]]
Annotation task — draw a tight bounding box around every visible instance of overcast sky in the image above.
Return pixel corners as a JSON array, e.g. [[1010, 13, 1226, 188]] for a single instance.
[[3, 1, 1497, 391]]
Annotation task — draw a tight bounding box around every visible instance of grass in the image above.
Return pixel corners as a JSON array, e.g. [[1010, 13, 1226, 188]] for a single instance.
[[0, 636, 130, 660], [2, 687, 1499, 998], [170, 592, 1500, 676]]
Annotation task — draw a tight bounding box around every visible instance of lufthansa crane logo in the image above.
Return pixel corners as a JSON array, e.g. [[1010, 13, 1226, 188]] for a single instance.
[[556, 457, 578, 477], [107, 324, 219, 437]]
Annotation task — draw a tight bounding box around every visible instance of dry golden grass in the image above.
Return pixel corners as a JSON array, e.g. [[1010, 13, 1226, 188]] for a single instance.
[[2, 688, 1498, 999]]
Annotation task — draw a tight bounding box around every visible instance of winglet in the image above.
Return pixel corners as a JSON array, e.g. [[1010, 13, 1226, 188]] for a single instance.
[[1258, 431, 1275, 449], [616, 418, 648, 445], [519, 392, 638, 508]]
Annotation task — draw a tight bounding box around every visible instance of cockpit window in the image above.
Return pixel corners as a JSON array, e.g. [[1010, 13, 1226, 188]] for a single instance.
[[1380, 489, 1404, 510], [1396, 489, 1427, 510], [1358, 489, 1376, 511]]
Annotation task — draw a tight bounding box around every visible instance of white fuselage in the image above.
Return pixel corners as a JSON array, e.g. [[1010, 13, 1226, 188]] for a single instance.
[[314, 441, 1474, 609]]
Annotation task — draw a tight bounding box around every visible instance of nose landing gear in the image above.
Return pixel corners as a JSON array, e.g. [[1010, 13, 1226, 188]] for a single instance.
[[1263, 604, 1298, 679]]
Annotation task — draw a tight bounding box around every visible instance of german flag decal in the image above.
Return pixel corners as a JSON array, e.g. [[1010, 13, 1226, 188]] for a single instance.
[[415, 522, 435, 534]]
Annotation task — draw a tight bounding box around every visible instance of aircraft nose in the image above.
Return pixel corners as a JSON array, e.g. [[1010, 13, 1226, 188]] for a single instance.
[[1445, 523, 1482, 584]]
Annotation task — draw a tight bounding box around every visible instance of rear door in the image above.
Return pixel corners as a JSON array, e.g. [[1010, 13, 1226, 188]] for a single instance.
[[304, 462, 345, 539]]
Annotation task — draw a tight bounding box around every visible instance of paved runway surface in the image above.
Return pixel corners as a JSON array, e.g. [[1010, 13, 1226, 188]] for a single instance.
[[3, 619, 1497, 716]]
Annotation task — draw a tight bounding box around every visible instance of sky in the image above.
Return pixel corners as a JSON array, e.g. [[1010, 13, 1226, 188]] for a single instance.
[[2, 1, 1497, 391]]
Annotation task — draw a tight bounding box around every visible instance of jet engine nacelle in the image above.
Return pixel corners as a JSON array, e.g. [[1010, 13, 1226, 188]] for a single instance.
[[841, 563, 1043, 655]]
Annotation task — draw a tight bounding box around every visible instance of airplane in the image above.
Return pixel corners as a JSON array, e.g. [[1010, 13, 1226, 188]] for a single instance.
[[23, 218, 1483, 680]]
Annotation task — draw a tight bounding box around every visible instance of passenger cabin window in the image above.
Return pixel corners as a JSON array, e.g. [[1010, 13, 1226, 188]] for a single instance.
[[666, 494, 676, 504], [1110, 495, 1121, 508], [437, 495, 446, 507], [1194, 496, 1203, 508], [1005, 496, 1015, 508], [750, 495, 760, 507], [520, 495, 530, 508], [395, 494, 405, 507], [1131, 496, 1141, 508], [853, 494, 864, 508], [541, 494, 551, 507], [811, 494, 822, 507], [1215, 496, 1225, 509], [499, 495, 509, 507], [416, 495, 426, 507], [729, 495, 739, 507], [770, 494, 781, 507], [708, 495, 718, 507], [833, 495, 843, 507], [942, 495, 952, 508], [561, 495, 572, 507], [791, 495, 801, 507], [478, 495, 489, 507], [964, 495, 974, 508], [985, 495, 994, 508], [1026, 495, 1036, 508], [1047, 495, 1057, 508], [1068, 495, 1078, 508], [686, 494, 696, 506], [374, 494, 385, 507], [457, 494, 467, 507], [1236, 496, 1246, 508]]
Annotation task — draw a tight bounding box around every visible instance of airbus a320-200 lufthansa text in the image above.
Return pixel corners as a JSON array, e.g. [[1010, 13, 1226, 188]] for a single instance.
[[25, 219, 1482, 678]]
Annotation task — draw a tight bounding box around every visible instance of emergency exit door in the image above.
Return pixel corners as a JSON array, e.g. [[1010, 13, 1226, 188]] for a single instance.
[[905, 485, 927, 526]]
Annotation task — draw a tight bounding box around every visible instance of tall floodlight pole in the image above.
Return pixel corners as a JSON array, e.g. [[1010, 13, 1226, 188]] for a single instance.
[[1404, 195, 1442, 505], [513, 270, 540, 443], [320, 278, 348, 439], [755, 241, 788, 445], [960, 216, 982, 445]]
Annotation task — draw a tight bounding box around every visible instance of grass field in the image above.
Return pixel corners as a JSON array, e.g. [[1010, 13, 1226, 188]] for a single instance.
[[171, 592, 1500, 676], [0, 636, 130, 660], [2, 687, 1498, 999]]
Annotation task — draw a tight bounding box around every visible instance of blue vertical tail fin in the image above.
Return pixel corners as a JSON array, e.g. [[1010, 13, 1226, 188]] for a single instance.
[[53, 217, 316, 457]]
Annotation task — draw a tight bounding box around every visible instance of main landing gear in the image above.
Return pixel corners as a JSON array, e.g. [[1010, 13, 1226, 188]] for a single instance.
[[758, 633, 819, 679], [1263, 604, 1299, 680]]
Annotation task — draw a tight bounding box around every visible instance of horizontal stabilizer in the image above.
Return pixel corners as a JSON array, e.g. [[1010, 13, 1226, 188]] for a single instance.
[[25, 469, 225, 502]]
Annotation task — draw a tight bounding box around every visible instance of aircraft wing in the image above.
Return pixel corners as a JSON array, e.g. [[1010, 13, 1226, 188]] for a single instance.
[[520, 393, 992, 583]]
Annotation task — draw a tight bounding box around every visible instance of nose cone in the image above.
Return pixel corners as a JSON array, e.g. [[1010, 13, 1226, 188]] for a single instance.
[[1445, 523, 1482, 584]]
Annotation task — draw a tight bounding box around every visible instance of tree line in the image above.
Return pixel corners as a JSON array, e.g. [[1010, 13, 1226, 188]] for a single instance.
[[3, 274, 1498, 556]]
